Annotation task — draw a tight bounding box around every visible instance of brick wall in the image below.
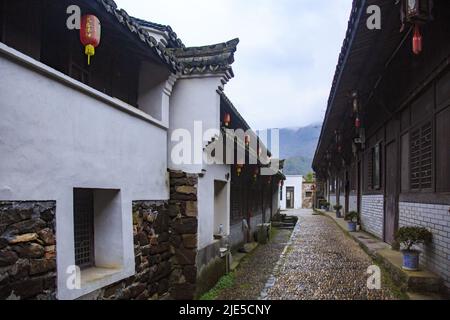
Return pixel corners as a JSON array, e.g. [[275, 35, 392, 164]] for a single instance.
[[361, 195, 384, 239], [399, 202, 450, 292]]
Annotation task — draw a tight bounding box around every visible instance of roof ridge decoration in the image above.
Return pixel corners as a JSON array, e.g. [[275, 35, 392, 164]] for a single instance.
[[95, 0, 181, 72], [168, 38, 240, 78], [132, 17, 185, 49]]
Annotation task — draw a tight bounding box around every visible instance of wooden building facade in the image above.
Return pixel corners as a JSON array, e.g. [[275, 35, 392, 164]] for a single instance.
[[313, 0, 450, 293]]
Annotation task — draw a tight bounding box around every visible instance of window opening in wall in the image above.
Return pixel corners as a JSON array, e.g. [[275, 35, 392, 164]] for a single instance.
[[74, 188, 95, 269]]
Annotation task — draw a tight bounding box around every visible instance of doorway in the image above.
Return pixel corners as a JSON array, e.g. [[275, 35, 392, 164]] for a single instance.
[[286, 187, 295, 209]]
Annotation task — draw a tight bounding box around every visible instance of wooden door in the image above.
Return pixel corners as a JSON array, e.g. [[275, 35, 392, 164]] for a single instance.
[[385, 141, 399, 244]]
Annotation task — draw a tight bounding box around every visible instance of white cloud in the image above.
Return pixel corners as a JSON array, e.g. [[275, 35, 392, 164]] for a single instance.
[[114, 0, 352, 129]]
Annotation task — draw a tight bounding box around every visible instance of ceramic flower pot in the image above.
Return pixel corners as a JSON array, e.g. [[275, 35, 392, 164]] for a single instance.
[[402, 250, 420, 271]]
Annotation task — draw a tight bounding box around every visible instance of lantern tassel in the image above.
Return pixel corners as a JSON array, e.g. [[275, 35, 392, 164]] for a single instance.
[[85, 44, 95, 65]]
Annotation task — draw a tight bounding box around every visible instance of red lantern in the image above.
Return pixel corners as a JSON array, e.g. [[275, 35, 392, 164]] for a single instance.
[[80, 15, 101, 65], [355, 117, 361, 129], [412, 24, 422, 55], [224, 113, 231, 127]]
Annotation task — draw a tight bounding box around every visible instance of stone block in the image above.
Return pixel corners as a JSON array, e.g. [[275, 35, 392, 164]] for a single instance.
[[0, 250, 18, 267], [8, 233, 38, 245], [185, 201, 198, 217], [38, 228, 56, 245], [171, 218, 198, 235], [13, 243, 45, 259], [175, 248, 196, 266], [29, 259, 56, 276], [182, 234, 197, 249]]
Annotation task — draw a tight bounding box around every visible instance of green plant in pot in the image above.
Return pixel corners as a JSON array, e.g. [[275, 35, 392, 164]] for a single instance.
[[395, 226, 432, 271], [345, 211, 359, 232], [333, 204, 343, 218]]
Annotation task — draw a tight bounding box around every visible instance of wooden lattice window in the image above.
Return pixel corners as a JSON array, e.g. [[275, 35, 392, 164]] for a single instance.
[[73, 189, 95, 269], [367, 150, 374, 190], [410, 122, 433, 191]]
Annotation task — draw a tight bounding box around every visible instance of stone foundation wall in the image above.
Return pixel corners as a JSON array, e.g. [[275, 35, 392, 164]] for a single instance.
[[0, 201, 56, 300], [399, 202, 450, 293], [361, 195, 384, 239], [167, 170, 199, 300]]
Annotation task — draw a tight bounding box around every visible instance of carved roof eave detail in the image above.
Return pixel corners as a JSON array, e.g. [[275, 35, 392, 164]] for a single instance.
[[95, 0, 181, 72]]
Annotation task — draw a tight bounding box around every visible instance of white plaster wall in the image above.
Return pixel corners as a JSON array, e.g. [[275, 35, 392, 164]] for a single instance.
[[329, 194, 337, 208], [168, 76, 223, 174], [349, 194, 358, 213], [280, 176, 303, 210], [361, 195, 384, 239], [273, 188, 280, 215], [197, 164, 230, 250], [399, 202, 450, 292], [0, 54, 169, 300], [138, 62, 172, 125]]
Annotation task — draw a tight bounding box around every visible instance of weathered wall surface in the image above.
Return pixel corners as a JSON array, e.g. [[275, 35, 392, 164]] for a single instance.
[[0, 201, 56, 300], [399, 202, 450, 293]]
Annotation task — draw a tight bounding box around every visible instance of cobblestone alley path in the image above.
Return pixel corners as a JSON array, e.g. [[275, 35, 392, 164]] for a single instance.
[[265, 209, 401, 300]]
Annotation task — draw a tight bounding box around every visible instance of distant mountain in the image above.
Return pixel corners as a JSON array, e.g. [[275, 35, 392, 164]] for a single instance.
[[265, 123, 322, 176]]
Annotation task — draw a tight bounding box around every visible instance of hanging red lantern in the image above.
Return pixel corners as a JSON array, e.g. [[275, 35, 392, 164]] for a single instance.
[[355, 116, 361, 129], [412, 24, 423, 55], [80, 15, 101, 65], [224, 113, 231, 127]]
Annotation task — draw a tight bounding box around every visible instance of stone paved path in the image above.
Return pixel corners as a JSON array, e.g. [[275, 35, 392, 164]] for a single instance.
[[215, 228, 292, 300], [265, 209, 400, 300]]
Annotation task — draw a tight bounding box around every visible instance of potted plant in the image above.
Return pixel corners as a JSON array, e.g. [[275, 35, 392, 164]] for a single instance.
[[333, 204, 343, 218], [325, 202, 330, 211], [395, 226, 433, 271], [345, 211, 359, 232]]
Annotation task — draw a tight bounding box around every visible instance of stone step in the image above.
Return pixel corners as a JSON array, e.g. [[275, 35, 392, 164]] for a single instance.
[[377, 248, 443, 294], [407, 291, 447, 300], [318, 209, 447, 297]]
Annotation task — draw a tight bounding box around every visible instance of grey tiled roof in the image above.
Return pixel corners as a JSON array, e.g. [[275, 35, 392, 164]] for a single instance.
[[132, 17, 185, 49], [96, 0, 181, 71], [168, 38, 239, 77]]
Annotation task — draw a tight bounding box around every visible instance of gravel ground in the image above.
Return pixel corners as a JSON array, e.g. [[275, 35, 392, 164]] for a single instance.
[[266, 209, 400, 300], [215, 228, 293, 300]]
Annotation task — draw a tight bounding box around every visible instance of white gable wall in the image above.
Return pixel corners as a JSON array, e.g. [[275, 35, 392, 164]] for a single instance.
[[280, 176, 303, 210]]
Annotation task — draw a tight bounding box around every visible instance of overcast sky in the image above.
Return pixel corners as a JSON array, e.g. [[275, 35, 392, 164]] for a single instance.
[[114, 0, 352, 130]]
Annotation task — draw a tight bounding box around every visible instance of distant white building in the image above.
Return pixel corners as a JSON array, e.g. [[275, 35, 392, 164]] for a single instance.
[[280, 176, 303, 210]]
